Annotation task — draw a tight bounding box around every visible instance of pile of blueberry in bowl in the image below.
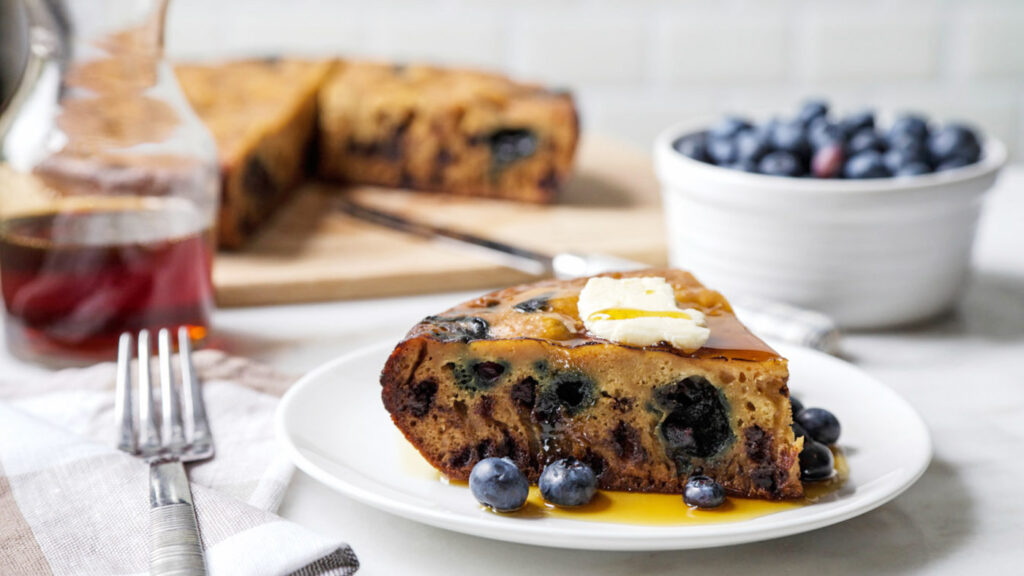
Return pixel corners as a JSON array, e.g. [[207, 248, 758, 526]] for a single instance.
[[673, 99, 985, 179]]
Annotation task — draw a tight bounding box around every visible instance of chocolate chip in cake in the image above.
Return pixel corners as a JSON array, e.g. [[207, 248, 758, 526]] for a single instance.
[[513, 295, 551, 313], [424, 315, 489, 342], [655, 376, 733, 462]]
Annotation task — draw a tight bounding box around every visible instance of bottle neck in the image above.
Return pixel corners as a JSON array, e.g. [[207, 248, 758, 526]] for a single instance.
[[24, 0, 168, 65]]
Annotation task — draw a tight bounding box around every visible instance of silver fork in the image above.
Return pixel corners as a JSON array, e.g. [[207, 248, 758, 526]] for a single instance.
[[116, 327, 214, 576]]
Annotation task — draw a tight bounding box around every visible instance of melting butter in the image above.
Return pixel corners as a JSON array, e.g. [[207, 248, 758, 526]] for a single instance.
[[577, 277, 710, 351]]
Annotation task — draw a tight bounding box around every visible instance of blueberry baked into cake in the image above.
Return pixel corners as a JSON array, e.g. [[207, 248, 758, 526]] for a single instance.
[[319, 62, 579, 203], [381, 269, 804, 500], [176, 59, 331, 248]]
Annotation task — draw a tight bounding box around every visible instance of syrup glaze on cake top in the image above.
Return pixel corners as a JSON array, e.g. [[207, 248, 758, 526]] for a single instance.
[[408, 269, 780, 363]]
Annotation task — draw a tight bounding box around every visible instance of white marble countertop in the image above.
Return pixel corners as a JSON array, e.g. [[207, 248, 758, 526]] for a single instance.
[[2, 169, 1022, 575]]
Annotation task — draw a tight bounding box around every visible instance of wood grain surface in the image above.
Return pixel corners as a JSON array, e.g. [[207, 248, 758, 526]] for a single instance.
[[214, 136, 668, 306]]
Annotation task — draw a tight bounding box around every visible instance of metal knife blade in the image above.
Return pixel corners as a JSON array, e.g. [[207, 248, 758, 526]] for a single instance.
[[336, 198, 557, 276]]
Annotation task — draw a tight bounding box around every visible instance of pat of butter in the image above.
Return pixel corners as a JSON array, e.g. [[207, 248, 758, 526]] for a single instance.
[[577, 276, 710, 351]]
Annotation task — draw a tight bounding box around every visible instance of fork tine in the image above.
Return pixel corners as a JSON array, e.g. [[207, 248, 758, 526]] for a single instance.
[[158, 329, 187, 449], [178, 327, 212, 451], [115, 333, 136, 453], [137, 329, 160, 453]]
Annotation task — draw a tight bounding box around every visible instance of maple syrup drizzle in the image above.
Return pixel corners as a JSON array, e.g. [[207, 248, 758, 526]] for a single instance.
[[587, 308, 694, 322], [399, 436, 848, 525]]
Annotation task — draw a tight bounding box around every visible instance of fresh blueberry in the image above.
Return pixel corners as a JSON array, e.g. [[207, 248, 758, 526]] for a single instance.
[[709, 116, 753, 141], [796, 99, 829, 127], [683, 475, 727, 509], [808, 117, 845, 151], [490, 129, 537, 168], [936, 156, 975, 172], [759, 150, 805, 177], [735, 128, 771, 163], [895, 162, 933, 177], [847, 129, 887, 155], [792, 420, 808, 439], [842, 150, 890, 179], [887, 131, 926, 156], [539, 458, 597, 507], [928, 124, 981, 164], [883, 146, 930, 174], [770, 120, 811, 159], [790, 396, 805, 416], [799, 440, 835, 482], [707, 137, 739, 165], [811, 144, 844, 178], [888, 113, 930, 143], [469, 457, 529, 512], [839, 110, 875, 135], [673, 133, 710, 162], [796, 407, 841, 445]]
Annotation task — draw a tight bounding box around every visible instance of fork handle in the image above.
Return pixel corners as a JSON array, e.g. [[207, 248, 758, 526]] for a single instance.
[[149, 461, 207, 576]]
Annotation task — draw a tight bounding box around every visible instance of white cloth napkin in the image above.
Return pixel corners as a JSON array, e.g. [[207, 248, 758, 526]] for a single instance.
[[0, 350, 358, 576]]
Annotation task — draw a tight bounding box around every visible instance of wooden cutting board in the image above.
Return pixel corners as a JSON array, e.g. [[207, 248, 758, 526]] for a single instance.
[[214, 136, 668, 307]]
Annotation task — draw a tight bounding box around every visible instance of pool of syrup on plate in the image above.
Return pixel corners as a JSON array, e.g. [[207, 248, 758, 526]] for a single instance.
[[399, 437, 848, 525]]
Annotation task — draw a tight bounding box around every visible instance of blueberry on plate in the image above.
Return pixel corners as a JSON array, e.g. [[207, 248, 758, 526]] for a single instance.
[[800, 440, 835, 482], [709, 116, 753, 141], [811, 143, 844, 178], [673, 133, 709, 162], [759, 150, 805, 177], [888, 113, 930, 143], [796, 99, 829, 127], [796, 407, 841, 445], [770, 120, 811, 158], [792, 420, 808, 440], [928, 124, 981, 164], [843, 150, 890, 179], [839, 109, 875, 135], [847, 128, 886, 155], [539, 458, 597, 507], [790, 396, 805, 416], [470, 457, 530, 512], [895, 162, 933, 177], [707, 137, 739, 165], [683, 475, 727, 509]]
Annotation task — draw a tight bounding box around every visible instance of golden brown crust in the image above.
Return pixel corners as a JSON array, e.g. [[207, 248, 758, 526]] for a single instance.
[[318, 61, 579, 203], [176, 59, 332, 248], [381, 270, 804, 499]]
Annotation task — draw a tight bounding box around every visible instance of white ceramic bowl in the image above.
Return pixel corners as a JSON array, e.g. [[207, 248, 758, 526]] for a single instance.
[[654, 121, 1006, 329]]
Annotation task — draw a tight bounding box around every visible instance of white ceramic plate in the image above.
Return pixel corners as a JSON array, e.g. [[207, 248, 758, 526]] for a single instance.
[[276, 341, 931, 551]]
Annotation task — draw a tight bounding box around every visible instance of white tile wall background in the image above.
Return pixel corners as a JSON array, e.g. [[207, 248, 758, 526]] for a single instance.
[[4, 0, 1024, 160]]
